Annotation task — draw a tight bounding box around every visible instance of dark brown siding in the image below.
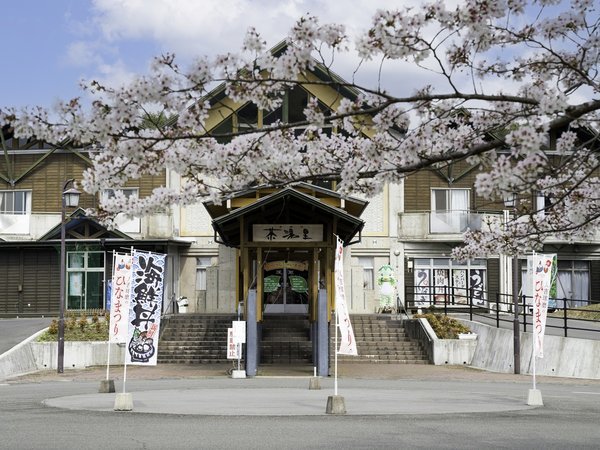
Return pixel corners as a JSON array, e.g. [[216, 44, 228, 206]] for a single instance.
[[404, 161, 503, 212], [22, 249, 60, 314], [0, 252, 20, 313], [0, 248, 60, 315], [486, 258, 500, 306], [0, 151, 166, 214], [591, 260, 600, 304]]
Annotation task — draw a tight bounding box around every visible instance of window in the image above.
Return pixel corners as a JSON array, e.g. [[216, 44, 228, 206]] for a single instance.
[[413, 258, 487, 307], [102, 188, 140, 233], [535, 192, 553, 217], [357, 256, 374, 290], [67, 251, 105, 310], [430, 188, 470, 233], [195, 257, 214, 290], [103, 188, 138, 201], [521, 260, 589, 308], [0, 190, 31, 214]]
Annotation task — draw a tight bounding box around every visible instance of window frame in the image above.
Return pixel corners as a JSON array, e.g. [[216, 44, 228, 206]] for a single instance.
[[0, 190, 32, 215]]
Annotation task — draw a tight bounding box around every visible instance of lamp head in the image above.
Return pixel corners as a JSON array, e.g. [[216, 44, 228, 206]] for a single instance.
[[63, 187, 80, 208]]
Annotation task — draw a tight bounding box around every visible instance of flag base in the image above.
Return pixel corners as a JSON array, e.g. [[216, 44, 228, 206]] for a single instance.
[[326, 395, 346, 414], [114, 393, 133, 411], [309, 377, 321, 390], [99, 379, 115, 393], [526, 389, 543, 406]]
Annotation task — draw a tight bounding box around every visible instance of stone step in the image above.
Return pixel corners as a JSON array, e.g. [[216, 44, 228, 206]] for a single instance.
[[262, 337, 311, 342], [157, 357, 229, 364], [334, 359, 429, 365]]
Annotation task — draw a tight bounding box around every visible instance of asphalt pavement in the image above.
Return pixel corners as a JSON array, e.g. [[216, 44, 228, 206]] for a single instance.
[[0, 318, 51, 354], [2, 317, 600, 449], [6, 361, 600, 416], [2, 363, 600, 449]]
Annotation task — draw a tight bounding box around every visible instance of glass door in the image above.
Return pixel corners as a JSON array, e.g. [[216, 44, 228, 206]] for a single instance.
[[66, 251, 105, 310], [263, 261, 309, 314]]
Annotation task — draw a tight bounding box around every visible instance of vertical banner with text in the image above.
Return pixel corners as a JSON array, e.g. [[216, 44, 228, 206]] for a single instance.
[[126, 250, 166, 365], [335, 236, 358, 356], [529, 253, 556, 358], [109, 253, 132, 344]]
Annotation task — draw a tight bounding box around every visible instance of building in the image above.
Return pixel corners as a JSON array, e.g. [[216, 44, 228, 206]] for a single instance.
[[1, 43, 598, 368]]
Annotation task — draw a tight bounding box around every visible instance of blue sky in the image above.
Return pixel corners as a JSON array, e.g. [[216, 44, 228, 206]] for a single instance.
[[1, 0, 423, 110]]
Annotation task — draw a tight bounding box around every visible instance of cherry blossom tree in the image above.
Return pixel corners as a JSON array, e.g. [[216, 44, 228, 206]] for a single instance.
[[1, 0, 598, 258]]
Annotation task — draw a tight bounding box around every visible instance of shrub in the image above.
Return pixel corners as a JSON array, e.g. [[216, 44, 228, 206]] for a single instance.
[[78, 314, 88, 332], [48, 319, 58, 335], [36, 315, 110, 342], [414, 313, 471, 339], [66, 313, 77, 331]]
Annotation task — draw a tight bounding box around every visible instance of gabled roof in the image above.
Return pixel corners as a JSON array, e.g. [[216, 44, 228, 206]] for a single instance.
[[202, 39, 361, 110], [38, 208, 132, 241], [207, 184, 366, 247]]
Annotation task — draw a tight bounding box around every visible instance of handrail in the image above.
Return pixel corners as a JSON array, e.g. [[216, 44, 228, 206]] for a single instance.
[[404, 284, 600, 339]]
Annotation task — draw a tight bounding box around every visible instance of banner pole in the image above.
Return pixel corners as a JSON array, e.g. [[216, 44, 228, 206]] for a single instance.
[[533, 339, 537, 390], [334, 309, 338, 396], [532, 251, 536, 392], [106, 342, 111, 381], [106, 250, 117, 381], [121, 246, 134, 394]]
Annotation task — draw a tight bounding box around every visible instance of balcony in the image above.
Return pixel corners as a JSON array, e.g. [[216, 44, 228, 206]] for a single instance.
[[0, 213, 33, 236], [398, 211, 502, 240]]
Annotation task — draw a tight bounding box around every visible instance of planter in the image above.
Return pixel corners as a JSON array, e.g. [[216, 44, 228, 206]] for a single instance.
[[458, 333, 478, 340]]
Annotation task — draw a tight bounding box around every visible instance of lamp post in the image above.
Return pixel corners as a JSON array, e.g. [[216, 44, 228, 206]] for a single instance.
[[504, 193, 520, 375], [58, 179, 80, 374]]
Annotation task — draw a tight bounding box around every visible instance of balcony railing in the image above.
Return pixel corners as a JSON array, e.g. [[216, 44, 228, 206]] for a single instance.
[[398, 210, 502, 239], [403, 284, 600, 340]]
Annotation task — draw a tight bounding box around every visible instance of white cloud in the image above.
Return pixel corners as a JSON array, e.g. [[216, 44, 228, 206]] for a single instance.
[[78, 0, 428, 92], [88, 0, 425, 57], [66, 41, 106, 67]]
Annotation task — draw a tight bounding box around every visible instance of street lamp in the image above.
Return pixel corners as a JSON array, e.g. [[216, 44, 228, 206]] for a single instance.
[[58, 179, 80, 374], [503, 193, 520, 375]]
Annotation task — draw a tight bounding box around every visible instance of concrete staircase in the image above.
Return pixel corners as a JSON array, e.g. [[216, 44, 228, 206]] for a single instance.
[[331, 314, 429, 364], [260, 315, 312, 364], [157, 313, 428, 366], [158, 314, 236, 364]]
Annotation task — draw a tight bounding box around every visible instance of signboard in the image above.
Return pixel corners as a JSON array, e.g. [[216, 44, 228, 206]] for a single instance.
[[126, 250, 166, 365], [253, 224, 323, 242], [334, 236, 358, 356], [227, 328, 241, 359], [232, 321, 246, 344], [289, 275, 308, 293], [529, 254, 556, 358], [264, 275, 281, 293], [264, 260, 308, 271], [109, 253, 132, 344]]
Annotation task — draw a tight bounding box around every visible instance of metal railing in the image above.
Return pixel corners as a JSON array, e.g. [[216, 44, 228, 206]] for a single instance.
[[405, 285, 600, 339]]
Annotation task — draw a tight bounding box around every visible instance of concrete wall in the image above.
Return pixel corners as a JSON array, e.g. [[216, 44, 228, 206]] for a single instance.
[[31, 342, 125, 371], [0, 330, 125, 380], [416, 318, 478, 366], [0, 329, 47, 380], [463, 320, 600, 379]]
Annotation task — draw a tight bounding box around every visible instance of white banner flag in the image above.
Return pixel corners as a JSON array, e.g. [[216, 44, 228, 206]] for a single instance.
[[126, 250, 166, 365], [335, 236, 358, 356], [529, 253, 556, 358], [108, 252, 132, 343]]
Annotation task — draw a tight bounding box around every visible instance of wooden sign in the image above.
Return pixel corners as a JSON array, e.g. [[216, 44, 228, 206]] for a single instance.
[[252, 224, 323, 242]]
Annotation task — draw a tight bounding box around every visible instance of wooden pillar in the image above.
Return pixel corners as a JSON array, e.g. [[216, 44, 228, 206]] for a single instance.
[[241, 247, 249, 316], [257, 247, 263, 322], [325, 246, 333, 322], [310, 247, 319, 322]]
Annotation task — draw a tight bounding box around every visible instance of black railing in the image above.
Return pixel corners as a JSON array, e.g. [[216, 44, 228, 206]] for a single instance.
[[405, 285, 600, 339]]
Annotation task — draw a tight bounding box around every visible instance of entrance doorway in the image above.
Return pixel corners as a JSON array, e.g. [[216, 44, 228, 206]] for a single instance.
[[263, 259, 309, 314]]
